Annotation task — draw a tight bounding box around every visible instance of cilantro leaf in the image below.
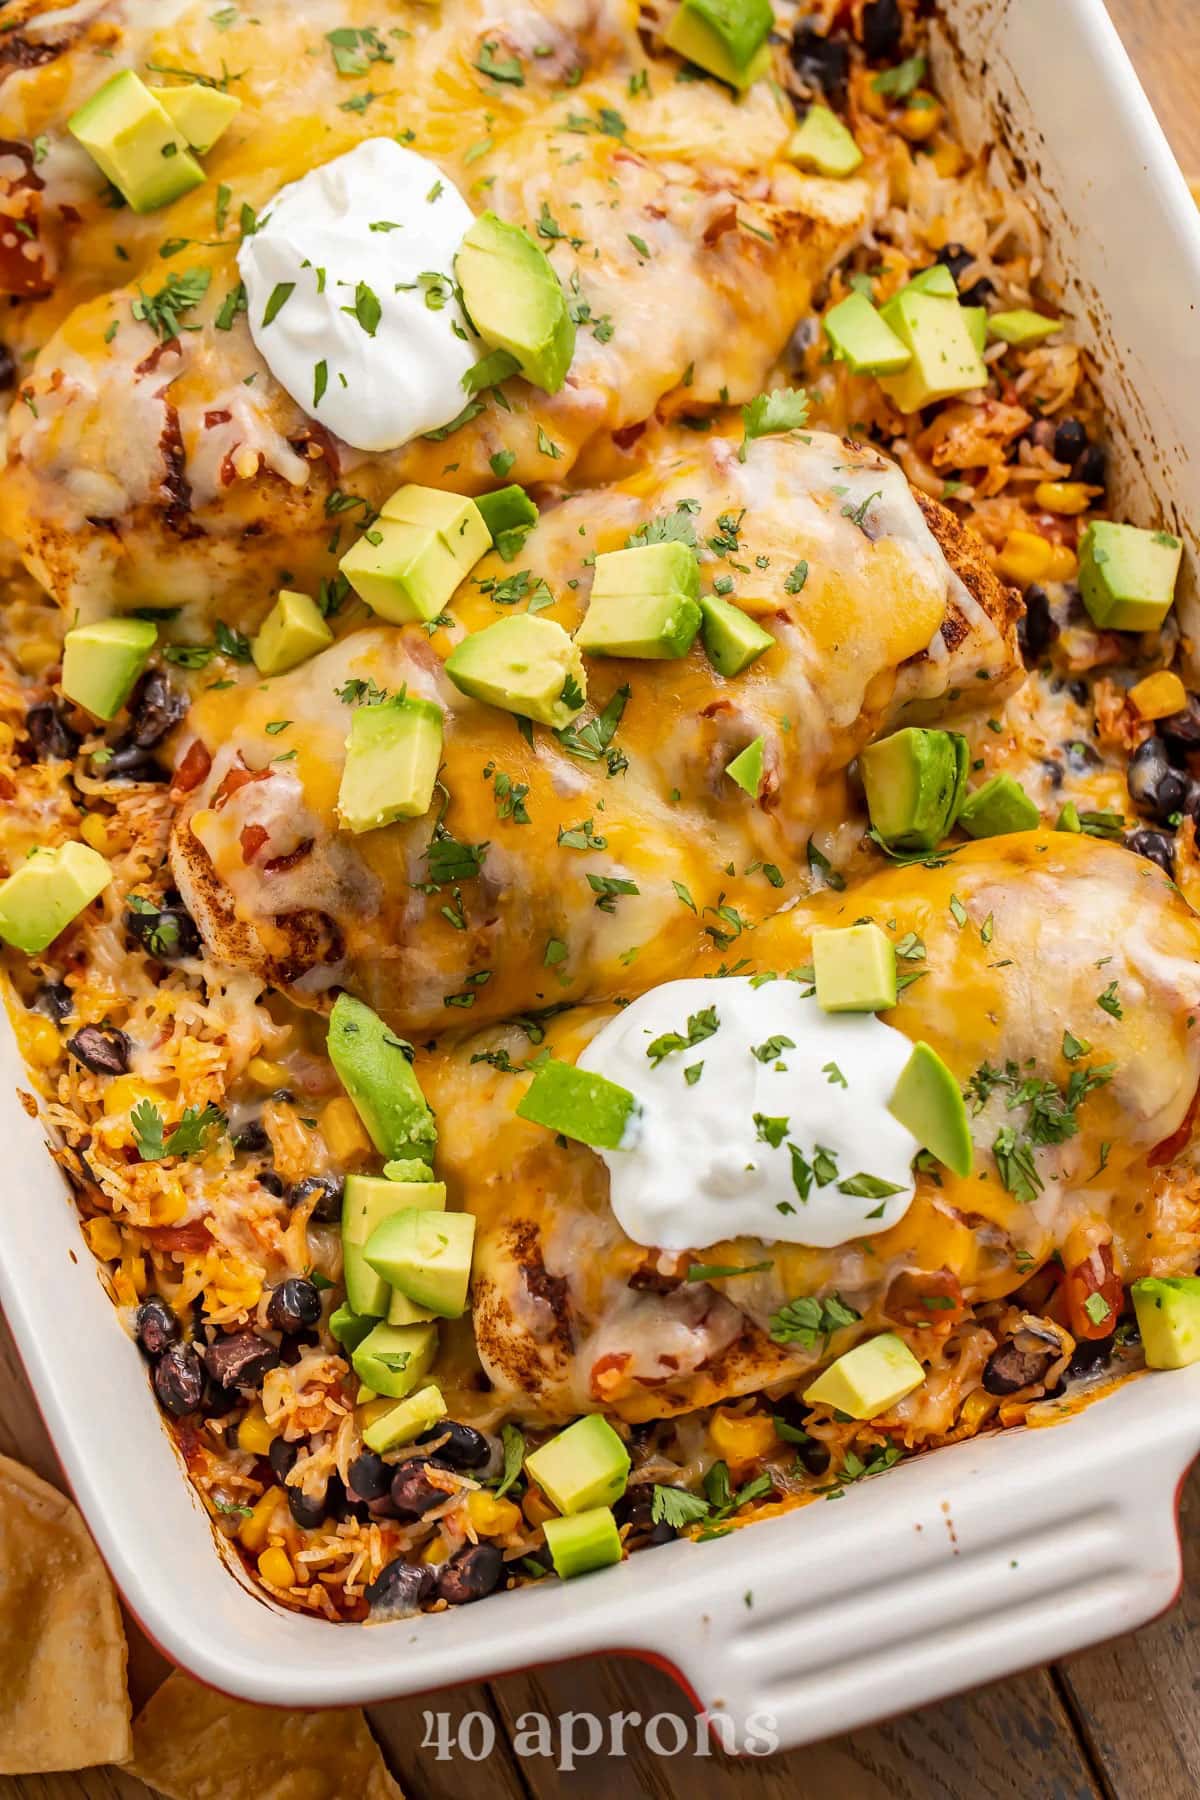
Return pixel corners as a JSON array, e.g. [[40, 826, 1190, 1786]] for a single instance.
[[740, 387, 809, 462]]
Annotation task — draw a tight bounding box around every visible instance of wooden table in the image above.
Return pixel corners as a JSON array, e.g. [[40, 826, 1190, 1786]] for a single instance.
[[4, 4, 1199, 1794]]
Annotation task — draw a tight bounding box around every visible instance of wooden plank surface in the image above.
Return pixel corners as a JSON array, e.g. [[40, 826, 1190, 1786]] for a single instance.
[[2, 2, 1198, 1796]]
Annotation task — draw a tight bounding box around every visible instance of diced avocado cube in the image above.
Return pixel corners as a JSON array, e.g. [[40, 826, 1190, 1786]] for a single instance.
[[812, 922, 897, 1013], [823, 293, 911, 376], [576, 592, 701, 660], [455, 212, 575, 394], [251, 590, 333, 676], [382, 1158, 435, 1182], [962, 305, 988, 356], [362, 1383, 447, 1454], [387, 1284, 436, 1327], [328, 1303, 376, 1354], [525, 1414, 630, 1515], [903, 264, 959, 300], [476, 484, 539, 561], [878, 290, 988, 412], [380, 484, 491, 566], [592, 542, 701, 602], [337, 694, 443, 834], [327, 994, 437, 1166], [1130, 1277, 1200, 1370], [351, 1321, 438, 1401], [987, 308, 1062, 347], [445, 614, 587, 728], [663, 0, 774, 92], [68, 71, 204, 213], [957, 773, 1039, 839], [1078, 520, 1183, 632], [342, 1172, 446, 1319], [516, 1060, 637, 1150], [1056, 800, 1082, 834], [699, 595, 774, 676], [860, 726, 968, 852], [888, 1041, 973, 1177], [804, 1332, 925, 1419], [725, 736, 765, 798], [543, 1506, 623, 1580], [365, 1207, 476, 1319], [60, 617, 156, 721], [0, 842, 112, 955], [340, 492, 487, 626], [787, 103, 862, 178], [157, 83, 241, 154]]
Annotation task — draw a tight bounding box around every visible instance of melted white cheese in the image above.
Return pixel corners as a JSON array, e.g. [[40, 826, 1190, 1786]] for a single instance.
[[577, 977, 920, 1251], [237, 139, 478, 453]]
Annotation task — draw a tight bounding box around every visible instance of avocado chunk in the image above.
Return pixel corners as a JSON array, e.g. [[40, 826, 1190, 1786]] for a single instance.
[[888, 1042, 973, 1178], [903, 264, 959, 300], [387, 1284, 436, 1328], [957, 773, 1039, 838], [455, 212, 575, 394], [476, 484, 539, 561], [445, 614, 586, 727], [1056, 800, 1082, 834], [516, 1060, 637, 1150], [1130, 1277, 1200, 1370], [342, 1172, 446, 1319], [823, 293, 911, 376], [700, 595, 774, 677], [787, 103, 863, 178], [804, 1332, 925, 1419], [987, 308, 1062, 347], [60, 617, 157, 721], [157, 83, 241, 154], [812, 922, 897, 1013], [327, 994, 437, 1166], [1078, 521, 1183, 632], [328, 1303, 375, 1354], [365, 1207, 476, 1319], [962, 304, 988, 356], [725, 736, 765, 798], [337, 694, 443, 834], [525, 1414, 630, 1515], [0, 842, 112, 955], [860, 726, 968, 852], [543, 1506, 623, 1580], [251, 590, 333, 676], [340, 485, 489, 624], [663, 0, 774, 92], [351, 1321, 438, 1401], [577, 543, 702, 660], [878, 289, 988, 412], [362, 1383, 448, 1454], [68, 71, 204, 213]]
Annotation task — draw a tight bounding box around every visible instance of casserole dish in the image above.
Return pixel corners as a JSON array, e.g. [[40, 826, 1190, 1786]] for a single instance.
[[1, 0, 1199, 1753]]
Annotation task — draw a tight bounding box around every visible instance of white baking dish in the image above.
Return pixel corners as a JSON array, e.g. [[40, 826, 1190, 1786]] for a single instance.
[[3, 0, 1200, 1752]]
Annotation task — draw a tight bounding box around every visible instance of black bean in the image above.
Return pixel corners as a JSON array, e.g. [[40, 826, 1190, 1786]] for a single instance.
[[347, 1449, 391, 1503], [390, 1459, 450, 1518], [233, 1119, 269, 1154], [289, 1174, 343, 1222], [0, 343, 15, 390], [153, 1343, 205, 1416], [201, 1378, 241, 1419], [614, 1493, 676, 1545], [266, 1278, 321, 1335], [935, 243, 973, 284], [436, 1542, 504, 1606], [96, 741, 165, 781], [1067, 1333, 1115, 1379], [861, 0, 902, 60], [956, 276, 995, 308], [1040, 758, 1064, 791], [795, 1436, 832, 1476], [1074, 443, 1107, 487], [128, 668, 187, 749], [788, 24, 848, 103], [1159, 694, 1200, 749], [1018, 585, 1059, 662], [26, 702, 79, 762], [257, 1169, 285, 1197], [416, 1419, 491, 1471], [1053, 417, 1088, 466], [286, 1484, 327, 1529], [982, 1341, 1055, 1396], [203, 1329, 281, 1390], [268, 1436, 299, 1483], [33, 982, 73, 1022], [365, 1558, 435, 1618], [125, 903, 201, 961], [136, 1296, 181, 1358], [1128, 735, 1188, 825], [1125, 826, 1175, 874], [65, 1023, 130, 1076]]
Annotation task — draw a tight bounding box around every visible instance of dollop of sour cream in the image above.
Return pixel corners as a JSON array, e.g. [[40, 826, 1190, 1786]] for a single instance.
[[237, 139, 478, 453], [578, 977, 921, 1251]]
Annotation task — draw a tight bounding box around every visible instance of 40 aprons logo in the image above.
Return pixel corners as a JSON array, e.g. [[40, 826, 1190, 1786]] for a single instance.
[[422, 1707, 780, 1766]]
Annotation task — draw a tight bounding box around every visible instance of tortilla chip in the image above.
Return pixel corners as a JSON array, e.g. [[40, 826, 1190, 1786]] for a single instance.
[[129, 1670, 404, 1799], [0, 1452, 131, 1773]]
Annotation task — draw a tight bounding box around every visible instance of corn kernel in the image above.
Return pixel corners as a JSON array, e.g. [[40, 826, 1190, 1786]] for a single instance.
[[897, 93, 944, 142], [237, 1406, 278, 1457], [959, 1390, 999, 1433], [996, 529, 1053, 586], [83, 1216, 123, 1260], [1130, 670, 1188, 722], [104, 1075, 162, 1115], [1034, 480, 1092, 516], [932, 142, 965, 178], [320, 1095, 372, 1164], [522, 1487, 557, 1529], [466, 1491, 521, 1537], [421, 1536, 450, 1565], [79, 813, 110, 855], [258, 1546, 294, 1589], [0, 721, 14, 755], [15, 636, 60, 676], [23, 1013, 60, 1068], [247, 1057, 289, 1090], [239, 1486, 284, 1552], [708, 1409, 778, 1468], [1043, 542, 1078, 582]]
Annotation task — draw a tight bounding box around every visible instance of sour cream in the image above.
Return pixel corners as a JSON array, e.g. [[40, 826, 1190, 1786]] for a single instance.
[[237, 139, 479, 452], [577, 977, 921, 1251]]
